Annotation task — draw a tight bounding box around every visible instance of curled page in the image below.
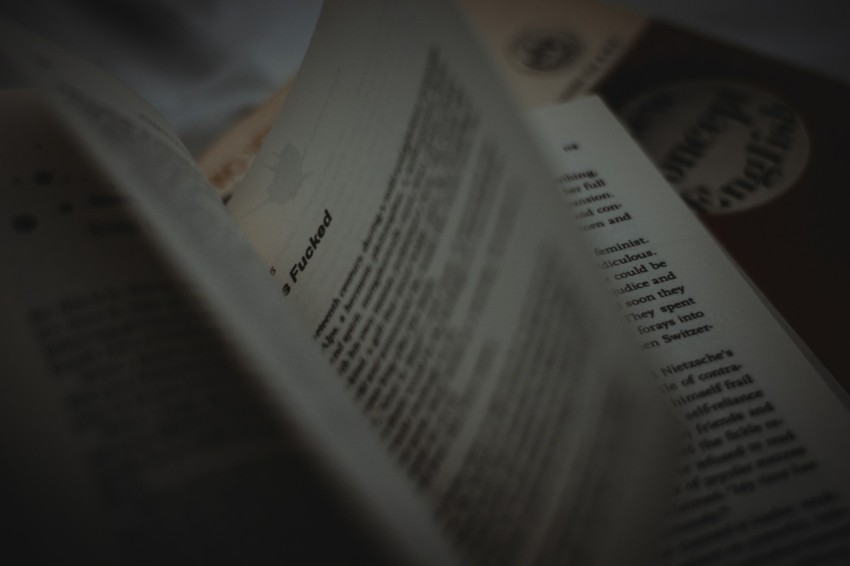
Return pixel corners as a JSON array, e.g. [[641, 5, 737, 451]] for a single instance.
[[230, 1, 668, 564], [0, 20, 455, 566]]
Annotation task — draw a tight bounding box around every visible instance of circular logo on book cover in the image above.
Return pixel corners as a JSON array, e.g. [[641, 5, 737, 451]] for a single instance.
[[508, 30, 582, 73], [619, 80, 810, 215]]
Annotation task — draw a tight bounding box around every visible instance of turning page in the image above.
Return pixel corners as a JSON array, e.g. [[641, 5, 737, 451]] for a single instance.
[[532, 97, 850, 565], [0, 22, 454, 565], [229, 1, 666, 564]]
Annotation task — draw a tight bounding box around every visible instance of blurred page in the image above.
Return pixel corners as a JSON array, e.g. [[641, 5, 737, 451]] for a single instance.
[[0, 22, 454, 565], [229, 1, 665, 564]]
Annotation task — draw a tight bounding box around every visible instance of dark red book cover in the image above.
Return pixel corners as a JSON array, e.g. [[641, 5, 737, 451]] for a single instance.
[[596, 21, 850, 385]]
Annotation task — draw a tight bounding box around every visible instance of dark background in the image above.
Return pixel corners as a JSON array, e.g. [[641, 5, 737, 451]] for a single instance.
[[1, 0, 848, 154]]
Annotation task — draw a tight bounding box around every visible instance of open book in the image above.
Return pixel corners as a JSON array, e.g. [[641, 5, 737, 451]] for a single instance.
[[2, 1, 849, 565]]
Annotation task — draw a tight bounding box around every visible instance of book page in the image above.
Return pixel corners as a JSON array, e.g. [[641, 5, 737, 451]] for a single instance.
[[531, 97, 850, 565], [0, 23, 455, 565], [0, 93, 384, 563], [229, 1, 666, 564], [458, 0, 850, 383]]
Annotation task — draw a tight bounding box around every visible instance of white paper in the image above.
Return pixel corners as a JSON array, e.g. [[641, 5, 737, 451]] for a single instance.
[[230, 2, 664, 564], [532, 97, 850, 565], [0, 21, 454, 565]]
